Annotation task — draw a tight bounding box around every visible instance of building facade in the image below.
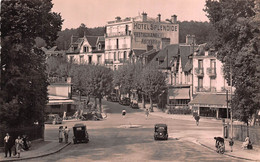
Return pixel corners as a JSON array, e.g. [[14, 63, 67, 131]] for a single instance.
[[105, 12, 179, 70], [66, 35, 105, 65], [189, 44, 233, 118]]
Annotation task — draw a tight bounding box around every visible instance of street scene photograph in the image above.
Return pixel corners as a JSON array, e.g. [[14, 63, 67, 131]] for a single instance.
[[1, 0, 260, 161]]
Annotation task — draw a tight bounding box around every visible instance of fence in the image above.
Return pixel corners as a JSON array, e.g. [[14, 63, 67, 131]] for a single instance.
[[229, 125, 260, 145], [0, 125, 44, 147]]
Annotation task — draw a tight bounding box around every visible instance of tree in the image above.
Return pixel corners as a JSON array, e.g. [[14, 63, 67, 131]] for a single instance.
[[0, 0, 63, 127], [86, 65, 113, 112], [140, 64, 166, 112], [204, 0, 260, 125]]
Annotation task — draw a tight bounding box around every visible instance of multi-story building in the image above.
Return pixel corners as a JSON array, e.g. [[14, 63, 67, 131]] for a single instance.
[[66, 35, 105, 65], [105, 12, 179, 70], [151, 35, 197, 109], [189, 43, 233, 118]]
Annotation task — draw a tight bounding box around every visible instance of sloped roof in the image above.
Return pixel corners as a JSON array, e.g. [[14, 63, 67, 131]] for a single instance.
[[189, 94, 230, 107], [86, 36, 98, 47], [133, 49, 146, 57], [151, 44, 179, 69]]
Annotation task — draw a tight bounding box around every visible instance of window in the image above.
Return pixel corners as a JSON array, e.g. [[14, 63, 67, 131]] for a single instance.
[[87, 47, 89, 52], [123, 51, 127, 60], [198, 60, 203, 69], [97, 55, 101, 64], [114, 52, 116, 61], [114, 65, 117, 70], [70, 56, 74, 63], [116, 39, 119, 49], [88, 55, 92, 64], [118, 52, 120, 60], [125, 25, 128, 34], [210, 59, 216, 68], [83, 46, 87, 52], [80, 55, 84, 64], [98, 43, 101, 50], [198, 77, 203, 88]]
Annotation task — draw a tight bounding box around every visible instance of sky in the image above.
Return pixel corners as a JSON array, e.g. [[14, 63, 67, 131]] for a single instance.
[[52, 0, 209, 30]]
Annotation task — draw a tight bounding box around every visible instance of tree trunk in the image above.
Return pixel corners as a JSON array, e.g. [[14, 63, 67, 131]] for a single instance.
[[150, 95, 153, 112], [247, 121, 249, 137], [99, 97, 102, 112], [142, 93, 145, 108], [94, 97, 97, 109]]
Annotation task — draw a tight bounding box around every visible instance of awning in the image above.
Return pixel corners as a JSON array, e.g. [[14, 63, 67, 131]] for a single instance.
[[47, 100, 75, 105], [189, 94, 230, 108], [169, 88, 190, 100]]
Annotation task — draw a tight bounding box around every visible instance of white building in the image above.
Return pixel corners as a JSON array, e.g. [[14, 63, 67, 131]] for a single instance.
[[105, 12, 179, 70], [66, 35, 105, 65], [189, 44, 234, 118]]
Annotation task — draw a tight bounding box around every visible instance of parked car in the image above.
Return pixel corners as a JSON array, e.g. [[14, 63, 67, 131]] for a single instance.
[[45, 114, 63, 124], [130, 102, 139, 109], [154, 124, 168, 140], [120, 97, 131, 106], [73, 123, 89, 144], [110, 93, 119, 102]]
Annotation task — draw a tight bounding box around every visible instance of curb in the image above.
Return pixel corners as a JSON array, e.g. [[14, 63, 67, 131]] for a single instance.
[[196, 140, 256, 161], [0, 142, 71, 162]]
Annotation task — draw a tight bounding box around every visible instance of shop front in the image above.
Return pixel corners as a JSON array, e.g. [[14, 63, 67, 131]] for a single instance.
[[189, 94, 230, 118]]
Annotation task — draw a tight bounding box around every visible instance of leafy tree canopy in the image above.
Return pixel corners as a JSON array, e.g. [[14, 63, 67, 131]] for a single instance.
[[205, 0, 260, 123], [0, 0, 63, 127]]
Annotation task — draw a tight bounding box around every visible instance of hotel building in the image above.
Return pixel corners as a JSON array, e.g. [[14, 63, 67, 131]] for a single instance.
[[105, 12, 179, 70]]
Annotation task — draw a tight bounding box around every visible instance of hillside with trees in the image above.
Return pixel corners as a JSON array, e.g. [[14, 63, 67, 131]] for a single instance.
[[42, 21, 215, 50]]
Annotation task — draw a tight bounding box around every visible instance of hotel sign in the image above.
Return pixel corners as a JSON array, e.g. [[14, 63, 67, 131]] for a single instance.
[[133, 22, 178, 32], [132, 22, 179, 48]]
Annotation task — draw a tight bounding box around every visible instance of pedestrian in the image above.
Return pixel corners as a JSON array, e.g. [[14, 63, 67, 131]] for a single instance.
[[122, 109, 126, 118], [64, 126, 70, 143], [15, 136, 23, 158], [58, 126, 64, 143], [229, 138, 234, 152], [195, 115, 200, 126], [4, 133, 13, 158], [145, 108, 149, 119]]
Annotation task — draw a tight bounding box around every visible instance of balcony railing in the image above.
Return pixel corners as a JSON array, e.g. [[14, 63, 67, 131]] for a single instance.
[[194, 68, 204, 76], [195, 86, 217, 92], [104, 59, 113, 64], [207, 67, 216, 77], [106, 32, 131, 37]]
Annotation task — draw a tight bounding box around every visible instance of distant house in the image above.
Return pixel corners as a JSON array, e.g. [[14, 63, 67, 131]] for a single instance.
[[46, 77, 76, 116], [66, 35, 105, 65], [151, 35, 198, 109]]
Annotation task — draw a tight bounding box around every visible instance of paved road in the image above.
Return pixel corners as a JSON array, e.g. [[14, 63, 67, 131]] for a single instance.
[[27, 100, 241, 162]]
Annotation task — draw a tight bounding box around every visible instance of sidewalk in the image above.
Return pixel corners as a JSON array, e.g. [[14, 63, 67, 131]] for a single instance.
[[146, 105, 260, 161], [0, 140, 71, 162]]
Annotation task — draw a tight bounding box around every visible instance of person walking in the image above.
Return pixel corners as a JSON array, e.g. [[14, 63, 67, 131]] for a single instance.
[[4, 133, 13, 158], [64, 126, 70, 143], [122, 109, 126, 118], [15, 136, 23, 158], [58, 126, 64, 143], [145, 108, 149, 119], [195, 115, 200, 126]]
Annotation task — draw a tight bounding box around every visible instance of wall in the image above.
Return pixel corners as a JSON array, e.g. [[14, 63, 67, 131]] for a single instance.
[[48, 84, 71, 97], [230, 125, 260, 145]]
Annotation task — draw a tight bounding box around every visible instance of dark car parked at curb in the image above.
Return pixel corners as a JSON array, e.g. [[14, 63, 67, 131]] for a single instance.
[[154, 124, 168, 140], [130, 102, 139, 109], [119, 97, 131, 106], [73, 123, 89, 144]]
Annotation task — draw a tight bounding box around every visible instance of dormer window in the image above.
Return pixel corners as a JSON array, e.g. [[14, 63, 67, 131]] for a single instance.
[[98, 43, 101, 50], [83, 46, 89, 53]]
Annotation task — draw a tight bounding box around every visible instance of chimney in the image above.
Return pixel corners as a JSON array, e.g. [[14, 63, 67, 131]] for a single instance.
[[171, 15, 177, 23], [157, 14, 161, 22], [115, 16, 121, 21], [142, 12, 147, 22], [186, 35, 196, 45], [160, 38, 171, 49]]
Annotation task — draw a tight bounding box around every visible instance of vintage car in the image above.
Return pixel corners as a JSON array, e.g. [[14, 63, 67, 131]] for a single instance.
[[154, 124, 168, 140], [130, 102, 139, 109], [119, 97, 131, 106], [73, 123, 89, 144], [110, 93, 119, 102], [45, 114, 62, 124]]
